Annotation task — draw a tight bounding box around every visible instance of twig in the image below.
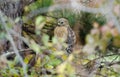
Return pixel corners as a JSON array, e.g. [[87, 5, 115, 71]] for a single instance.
[[0, 48, 33, 57]]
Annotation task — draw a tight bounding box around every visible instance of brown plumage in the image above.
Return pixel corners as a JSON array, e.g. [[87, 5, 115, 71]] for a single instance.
[[54, 18, 76, 54], [54, 26, 68, 40]]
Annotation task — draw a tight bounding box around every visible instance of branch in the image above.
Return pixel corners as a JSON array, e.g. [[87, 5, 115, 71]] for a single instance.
[[0, 11, 28, 77]]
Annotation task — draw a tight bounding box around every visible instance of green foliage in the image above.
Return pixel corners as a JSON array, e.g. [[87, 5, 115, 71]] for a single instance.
[[49, 9, 79, 26], [92, 14, 106, 26], [116, 0, 120, 4], [78, 12, 95, 44], [25, 0, 53, 13]]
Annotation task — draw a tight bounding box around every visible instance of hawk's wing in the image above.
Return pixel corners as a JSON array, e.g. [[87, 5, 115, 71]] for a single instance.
[[66, 27, 76, 54]]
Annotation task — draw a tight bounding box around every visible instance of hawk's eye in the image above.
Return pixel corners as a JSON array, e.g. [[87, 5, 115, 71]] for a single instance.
[[60, 21, 63, 24]]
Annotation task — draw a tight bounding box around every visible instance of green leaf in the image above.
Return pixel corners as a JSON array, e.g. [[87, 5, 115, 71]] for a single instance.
[[35, 16, 45, 26], [30, 40, 41, 53], [42, 34, 49, 46]]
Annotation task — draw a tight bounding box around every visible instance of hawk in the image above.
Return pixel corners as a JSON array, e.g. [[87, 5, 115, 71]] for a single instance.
[[54, 18, 76, 54]]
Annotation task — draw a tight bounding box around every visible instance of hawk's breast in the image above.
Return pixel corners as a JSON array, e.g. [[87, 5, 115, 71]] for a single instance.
[[54, 26, 68, 41]]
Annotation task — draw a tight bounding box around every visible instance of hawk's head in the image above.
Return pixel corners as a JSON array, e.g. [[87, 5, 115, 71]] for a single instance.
[[57, 18, 69, 27]]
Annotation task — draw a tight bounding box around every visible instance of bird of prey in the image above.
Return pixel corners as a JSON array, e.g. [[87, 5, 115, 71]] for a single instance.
[[54, 18, 76, 54]]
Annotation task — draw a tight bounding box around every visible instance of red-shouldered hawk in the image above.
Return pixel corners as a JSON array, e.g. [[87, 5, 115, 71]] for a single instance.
[[54, 18, 76, 54]]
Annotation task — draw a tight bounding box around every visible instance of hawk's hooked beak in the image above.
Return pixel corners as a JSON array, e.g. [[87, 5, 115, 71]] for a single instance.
[[58, 23, 61, 26]]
